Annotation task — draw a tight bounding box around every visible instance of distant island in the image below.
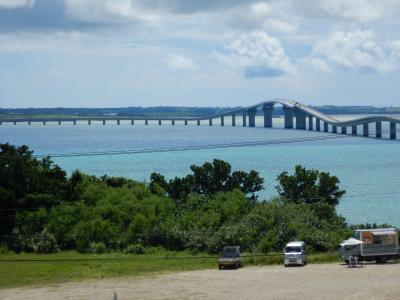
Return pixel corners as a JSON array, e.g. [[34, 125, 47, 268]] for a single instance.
[[1, 105, 400, 118]]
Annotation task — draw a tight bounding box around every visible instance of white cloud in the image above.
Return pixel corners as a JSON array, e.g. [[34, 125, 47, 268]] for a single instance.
[[65, 0, 161, 24], [0, 0, 34, 9], [166, 53, 197, 71], [317, 0, 384, 23], [310, 29, 395, 74], [215, 31, 295, 78]]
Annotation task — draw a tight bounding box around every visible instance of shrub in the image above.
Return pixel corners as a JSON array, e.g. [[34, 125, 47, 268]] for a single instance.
[[88, 242, 107, 254], [34, 229, 59, 254], [124, 244, 145, 255]]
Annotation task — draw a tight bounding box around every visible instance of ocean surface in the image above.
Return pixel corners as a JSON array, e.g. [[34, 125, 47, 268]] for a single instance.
[[1, 116, 399, 226]]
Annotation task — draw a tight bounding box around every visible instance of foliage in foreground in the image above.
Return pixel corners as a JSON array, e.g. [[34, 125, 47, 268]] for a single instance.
[[0, 143, 352, 254]]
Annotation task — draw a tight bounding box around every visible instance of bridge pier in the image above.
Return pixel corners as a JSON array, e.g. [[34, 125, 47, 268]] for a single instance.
[[185, 120, 188, 126], [263, 105, 273, 128], [145, 120, 148, 125], [197, 120, 200, 126], [376, 121, 382, 138], [172, 120, 175, 125], [58, 120, 61, 125], [341, 126, 347, 134], [332, 125, 337, 133], [316, 118, 320, 131], [73, 120, 76, 125], [209, 118, 213, 126], [352, 125, 357, 136], [102, 120, 106, 125], [324, 122, 328, 132], [308, 116, 313, 131], [242, 111, 247, 127], [159, 120, 162, 125], [363, 123, 369, 137], [295, 108, 306, 130], [248, 109, 256, 127], [283, 107, 293, 129], [14, 121, 16, 125], [390, 122, 396, 140], [221, 116, 224, 126], [117, 120, 120, 125], [43, 121, 46, 125], [131, 119, 134, 125], [232, 114, 236, 127], [88, 120, 91, 125], [28, 121, 31, 125]]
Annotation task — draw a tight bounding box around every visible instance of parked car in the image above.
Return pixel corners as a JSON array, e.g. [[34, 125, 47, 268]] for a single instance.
[[218, 246, 242, 270], [284, 241, 307, 267], [339, 228, 399, 263]]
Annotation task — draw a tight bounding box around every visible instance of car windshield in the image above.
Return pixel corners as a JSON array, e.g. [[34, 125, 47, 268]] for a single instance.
[[223, 248, 238, 257], [285, 246, 302, 253]]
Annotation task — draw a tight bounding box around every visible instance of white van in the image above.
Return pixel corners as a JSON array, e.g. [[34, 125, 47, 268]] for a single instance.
[[284, 241, 307, 267]]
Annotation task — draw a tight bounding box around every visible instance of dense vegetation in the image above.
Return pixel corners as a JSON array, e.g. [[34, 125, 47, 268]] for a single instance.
[[0, 143, 352, 255]]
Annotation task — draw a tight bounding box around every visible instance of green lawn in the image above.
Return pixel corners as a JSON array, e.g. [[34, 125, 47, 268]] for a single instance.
[[0, 251, 340, 289]]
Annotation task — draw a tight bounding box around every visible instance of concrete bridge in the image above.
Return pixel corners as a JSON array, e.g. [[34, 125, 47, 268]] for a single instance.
[[1, 98, 399, 140]]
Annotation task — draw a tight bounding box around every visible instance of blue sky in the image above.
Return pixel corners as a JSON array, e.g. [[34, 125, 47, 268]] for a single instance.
[[1, 0, 400, 108]]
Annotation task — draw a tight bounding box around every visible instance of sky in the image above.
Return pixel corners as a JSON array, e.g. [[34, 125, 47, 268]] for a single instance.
[[1, 0, 400, 108]]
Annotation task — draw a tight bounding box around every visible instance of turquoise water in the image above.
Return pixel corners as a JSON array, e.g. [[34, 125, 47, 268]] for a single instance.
[[1, 118, 399, 226]]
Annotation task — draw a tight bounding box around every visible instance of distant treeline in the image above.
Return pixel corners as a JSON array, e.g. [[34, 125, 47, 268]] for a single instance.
[[1, 105, 399, 118]]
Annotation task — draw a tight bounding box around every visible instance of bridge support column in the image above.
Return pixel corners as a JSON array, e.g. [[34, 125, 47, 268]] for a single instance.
[[145, 119, 148, 125], [248, 109, 256, 127], [242, 112, 247, 127], [197, 120, 200, 126], [332, 125, 337, 133], [102, 120, 106, 125], [43, 121, 46, 125], [363, 123, 369, 137], [390, 122, 396, 140], [209, 118, 212, 126], [14, 121, 17, 125], [88, 120, 91, 125], [376, 121, 382, 138], [263, 105, 273, 128], [352, 125, 357, 135], [158, 120, 162, 125], [283, 107, 293, 129], [58, 120, 61, 125], [295, 108, 306, 130], [73, 120, 76, 125], [324, 122, 328, 132], [185, 120, 188, 126], [308, 116, 313, 131], [316, 118, 320, 131], [0, 121, 2, 125], [117, 120, 120, 125], [131, 120, 134, 125], [232, 114, 236, 127], [172, 120, 175, 125], [221, 116, 224, 126], [28, 121, 31, 125], [341, 126, 347, 134]]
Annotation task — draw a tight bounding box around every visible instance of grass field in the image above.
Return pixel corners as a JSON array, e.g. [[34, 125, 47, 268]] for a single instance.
[[0, 250, 340, 289]]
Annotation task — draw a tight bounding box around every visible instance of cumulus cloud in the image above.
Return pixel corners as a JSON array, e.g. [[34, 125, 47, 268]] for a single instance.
[[215, 31, 294, 78], [166, 53, 198, 71], [0, 0, 34, 9], [308, 29, 396, 74]]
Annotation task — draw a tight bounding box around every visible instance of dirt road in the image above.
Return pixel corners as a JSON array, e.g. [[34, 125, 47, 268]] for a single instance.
[[1, 263, 399, 300]]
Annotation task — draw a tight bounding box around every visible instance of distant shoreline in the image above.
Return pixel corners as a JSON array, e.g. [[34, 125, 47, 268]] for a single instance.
[[1, 105, 400, 118]]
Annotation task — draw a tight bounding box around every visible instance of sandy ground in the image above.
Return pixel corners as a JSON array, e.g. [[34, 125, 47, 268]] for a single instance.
[[1, 263, 400, 300]]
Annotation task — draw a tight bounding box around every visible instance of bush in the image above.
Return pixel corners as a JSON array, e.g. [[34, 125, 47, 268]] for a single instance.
[[124, 244, 145, 255], [88, 242, 107, 254], [34, 229, 59, 254]]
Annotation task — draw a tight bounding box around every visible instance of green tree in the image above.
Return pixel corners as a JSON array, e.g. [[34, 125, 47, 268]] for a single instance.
[[276, 165, 345, 206]]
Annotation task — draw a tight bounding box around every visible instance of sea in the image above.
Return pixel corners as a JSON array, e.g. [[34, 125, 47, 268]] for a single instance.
[[1, 116, 399, 226]]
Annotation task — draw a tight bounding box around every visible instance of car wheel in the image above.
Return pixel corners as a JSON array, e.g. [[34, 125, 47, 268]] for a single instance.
[[219, 265, 223, 270]]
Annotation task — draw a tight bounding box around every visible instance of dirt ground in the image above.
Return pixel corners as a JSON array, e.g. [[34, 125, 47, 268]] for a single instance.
[[1, 263, 400, 300]]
